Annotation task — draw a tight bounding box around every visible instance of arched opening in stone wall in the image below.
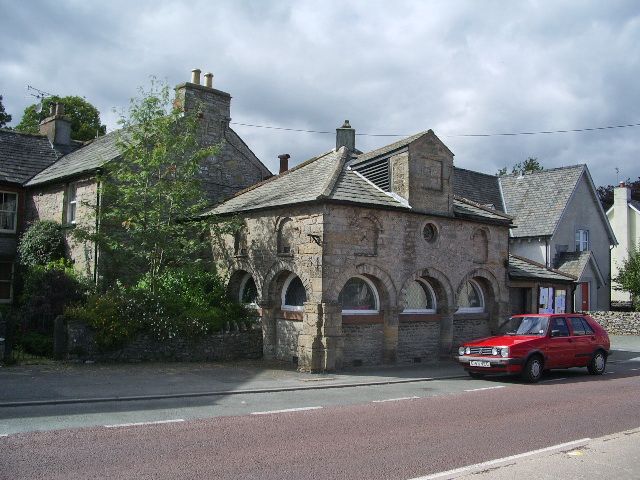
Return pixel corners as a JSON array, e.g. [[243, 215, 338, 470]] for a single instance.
[[277, 218, 295, 255], [338, 275, 380, 314], [227, 270, 259, 305], [453, 273, 499, 347]]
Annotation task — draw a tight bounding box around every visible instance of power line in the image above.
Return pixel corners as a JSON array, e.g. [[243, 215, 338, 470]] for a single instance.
[[230, 120, 640, 138]]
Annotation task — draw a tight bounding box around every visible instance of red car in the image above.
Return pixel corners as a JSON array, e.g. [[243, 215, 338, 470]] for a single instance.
[[456, 314, 610, 383]]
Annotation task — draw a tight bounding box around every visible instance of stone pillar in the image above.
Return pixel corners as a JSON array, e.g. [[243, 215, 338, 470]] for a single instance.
[[383, 308, 399, 364], [53, 315, 67, 360], [259, 302, 277, 360], [298, 302, 343, 372], [438, 305, 454, 358]]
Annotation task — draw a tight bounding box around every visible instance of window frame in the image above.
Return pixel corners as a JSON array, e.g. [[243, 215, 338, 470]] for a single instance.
[[0, 191, 18, 233], [402, 278, 437, 314], [281, 272, 306, 312], [456, 279, 485, 314], [66, 182, 78, 225], [340, 275, 380, 315], [0, 261, 14, 303], [575, 229, 589, 252]]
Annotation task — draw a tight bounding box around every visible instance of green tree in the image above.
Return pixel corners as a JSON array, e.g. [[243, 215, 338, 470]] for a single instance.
[[497, 157, 544, 176], [0, 94, 11, 128], [77, 79, 229, 291], [613, 247, 640, 311], [15, 95, 106, 141]]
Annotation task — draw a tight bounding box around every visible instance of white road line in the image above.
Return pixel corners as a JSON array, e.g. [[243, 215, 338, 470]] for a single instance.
[[0, 434, 8, 437], [540, 377, 567, 383], [605, 371, 616, 374], [251, 406, 322, 415], [631, 368, 640, 371], [372, 396, 420, 403], [464, 386, 506, 392], [410, 437, 591, 480], [104, 419, 184, 428]]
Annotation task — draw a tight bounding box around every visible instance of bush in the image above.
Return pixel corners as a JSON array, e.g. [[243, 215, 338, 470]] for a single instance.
[[66, 267, 256, 351], [16, 331, 54, 357], [17, 221, 66, 267]]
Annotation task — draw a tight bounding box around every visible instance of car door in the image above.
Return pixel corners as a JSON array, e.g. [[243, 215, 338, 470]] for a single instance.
[[546, 317, 573, 368], [567, 316, 592, 366]]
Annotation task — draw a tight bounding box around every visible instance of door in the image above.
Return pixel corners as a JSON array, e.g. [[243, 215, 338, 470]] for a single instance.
[[546, 317, 573, 368], [567, 316, 593, 367], [580, 283, 590, 311]]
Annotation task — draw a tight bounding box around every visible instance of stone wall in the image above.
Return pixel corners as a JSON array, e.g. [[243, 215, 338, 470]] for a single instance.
[[342, 324, 384, 366], [586, 311, 640, 335], [397, 320, 440, 364], [452, 315, 491, 347], [276, 318, 302, 361], [67, 321, 262, 362]]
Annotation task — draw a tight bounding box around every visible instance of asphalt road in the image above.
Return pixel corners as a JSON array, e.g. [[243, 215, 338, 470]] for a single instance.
[[2, 362, 639, 480]]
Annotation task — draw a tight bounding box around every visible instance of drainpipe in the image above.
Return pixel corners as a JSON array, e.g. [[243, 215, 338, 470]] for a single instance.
[[93, 178, 102, 285]]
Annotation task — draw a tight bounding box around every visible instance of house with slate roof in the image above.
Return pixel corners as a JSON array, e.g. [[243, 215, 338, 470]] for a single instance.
[[454, 165, 616, 312], [607, 182, 640, 308], [0, 70, 271, 294], [205, 124, 513, 372]]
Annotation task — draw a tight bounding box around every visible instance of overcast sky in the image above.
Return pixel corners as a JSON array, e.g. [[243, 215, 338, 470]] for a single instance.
[[1, 0, 638, 186]]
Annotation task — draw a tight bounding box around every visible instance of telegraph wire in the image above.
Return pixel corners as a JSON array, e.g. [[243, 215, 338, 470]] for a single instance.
[[230, 121, 640, 138]]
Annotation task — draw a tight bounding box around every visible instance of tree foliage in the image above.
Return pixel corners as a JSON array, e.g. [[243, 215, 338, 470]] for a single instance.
[[497, 157, 544, 176], [613, 247, 640, 311], [596, 177, 640, 211], [0, 94, 11, 128], [15, 95, 106, 141], [77, 79, 231, 291]]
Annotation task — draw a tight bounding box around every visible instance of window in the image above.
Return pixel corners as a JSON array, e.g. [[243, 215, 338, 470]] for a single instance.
[[422, 223, 438, 243], [339, 276, 379, 314], [0, 262, 13, 301], [67, 183, 77, 225], [403, 279, 436, 313], [569, 317, 594, 335], [234, 229, 247, 256], [575, 229, 589, 251], [550, 317, 570, 337], [277, 218, 294, 255], [0, 192, 17, 232], [282, 273, 306, 311], [239, 274, 258, 305], [456, 280, 484, 313]]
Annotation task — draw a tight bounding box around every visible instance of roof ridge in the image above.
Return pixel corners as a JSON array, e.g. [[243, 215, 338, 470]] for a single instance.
[[500, 164, 586, 179], [454, 166, 499, 178], [319, 147, 350, 199], [453, 195, 513, 219], [0, 129, 48, 139]]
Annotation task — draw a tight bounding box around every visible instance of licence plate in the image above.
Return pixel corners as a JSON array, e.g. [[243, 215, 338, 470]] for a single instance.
[[469, 361, 491, 367]]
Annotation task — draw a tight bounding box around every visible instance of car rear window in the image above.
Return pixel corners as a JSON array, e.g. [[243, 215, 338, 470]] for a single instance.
[[569, 317, 594, 335]]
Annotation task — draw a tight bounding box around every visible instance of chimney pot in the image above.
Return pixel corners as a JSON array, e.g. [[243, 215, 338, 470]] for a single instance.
[[204, 73, 213, 88], [278, 154, 290, 174], [619, 181, 626, 188], [191, 68, 201, 85]]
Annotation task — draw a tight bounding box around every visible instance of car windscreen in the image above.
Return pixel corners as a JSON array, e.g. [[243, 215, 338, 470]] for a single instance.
[[499, 316, 549, 335]]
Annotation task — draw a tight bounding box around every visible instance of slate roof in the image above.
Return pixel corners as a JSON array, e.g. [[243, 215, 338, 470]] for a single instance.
[[349, 131, 427, 166], [499, 165, 586, 238], [26, 130, 121, 186], [453, 167, 504, 211], [453, 196, 512, 223], [509, 254, 576, 282], [555, 251, 593, 278], [0, 130, 61, 184]]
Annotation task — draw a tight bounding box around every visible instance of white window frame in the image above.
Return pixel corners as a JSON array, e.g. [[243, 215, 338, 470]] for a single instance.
[[575, 229, 589, 252], [281, 272, 306, 312], [0, 261, 14, 303], [340, 275, 380, 315], [402, 278, 437, 314], [0, 191, 18, 233], [67, 183, 77, 225], [238, 272, 258, 308], [456, 279, 485, 314]]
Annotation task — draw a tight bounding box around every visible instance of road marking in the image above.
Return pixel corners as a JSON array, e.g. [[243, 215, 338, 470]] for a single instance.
[[631, 368, 640, 371], [605, 371, 616, 374], [372, 396, 419, 403], [410, 437, 591, 480], [104, 419, 184, 428], [0, 434, 8, 437], [540, 377, 567, 383], [251, 406, 322, 415], [464, 386, 506, 392]]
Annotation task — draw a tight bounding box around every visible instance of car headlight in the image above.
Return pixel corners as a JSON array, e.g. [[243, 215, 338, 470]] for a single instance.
[[465, 347, 471, 355], [492, 347, 498, 356], [458, 347, 465, 356], [500, 347, 509, 358]]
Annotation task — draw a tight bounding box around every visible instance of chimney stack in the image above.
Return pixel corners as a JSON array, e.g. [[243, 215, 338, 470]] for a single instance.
[[39, 102, 71, 146], [204, 72, 213, 88], [278, 154, 290, 174], [191, 68, 201, 85], [336, 120, 355, 151]]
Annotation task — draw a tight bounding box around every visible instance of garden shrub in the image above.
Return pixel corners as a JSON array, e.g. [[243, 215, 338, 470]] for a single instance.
[[17, 221, 66, 267]]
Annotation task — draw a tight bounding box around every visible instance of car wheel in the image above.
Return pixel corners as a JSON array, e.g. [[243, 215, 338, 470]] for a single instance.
[[522, 355, 543, 383], [468, 371, 484, 379], [587, 350, 606, 375]]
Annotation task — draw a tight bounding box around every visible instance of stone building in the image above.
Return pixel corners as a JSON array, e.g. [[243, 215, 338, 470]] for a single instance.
[[205, 125, 513, 372], [0, 69, 272, 285]]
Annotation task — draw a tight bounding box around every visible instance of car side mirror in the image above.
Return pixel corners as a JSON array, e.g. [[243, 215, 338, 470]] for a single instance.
[[551, 329, 560, 337]]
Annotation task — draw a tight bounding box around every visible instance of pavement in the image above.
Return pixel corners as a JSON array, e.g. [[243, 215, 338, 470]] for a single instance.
[[1, 335, 638, 407]]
